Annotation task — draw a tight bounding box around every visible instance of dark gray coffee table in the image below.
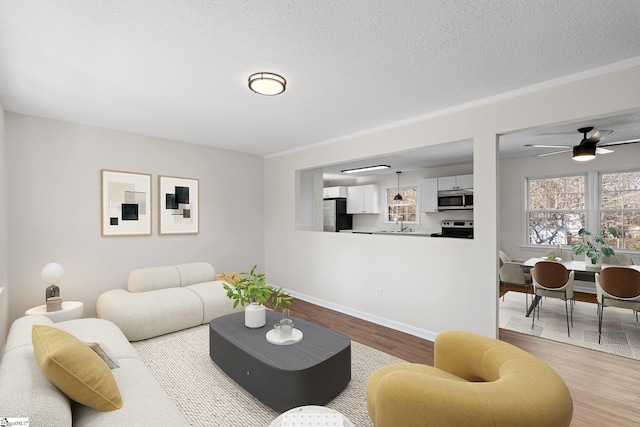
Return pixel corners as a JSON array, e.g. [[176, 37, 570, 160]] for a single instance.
[[209, 310, 351, 412]]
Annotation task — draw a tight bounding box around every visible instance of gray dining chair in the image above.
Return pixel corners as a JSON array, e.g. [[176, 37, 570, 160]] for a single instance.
[[545, 250, 574, 261], [601, 254, 634, 265], [531, 261, 575, 337], [498, 250, 532, 310], [595, 267, 640, 344]]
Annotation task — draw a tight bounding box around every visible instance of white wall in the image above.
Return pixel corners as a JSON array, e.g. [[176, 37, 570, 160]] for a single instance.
[[0, 100, 8, 352], [265, 65, 640, 339], [4, 113, 265, 322]]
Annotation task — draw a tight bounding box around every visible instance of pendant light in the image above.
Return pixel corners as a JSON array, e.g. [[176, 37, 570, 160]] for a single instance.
[[394, 171, 403, 201]]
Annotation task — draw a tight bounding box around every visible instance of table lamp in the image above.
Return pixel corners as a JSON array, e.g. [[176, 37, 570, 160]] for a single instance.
[[41, 262, 64, 312]]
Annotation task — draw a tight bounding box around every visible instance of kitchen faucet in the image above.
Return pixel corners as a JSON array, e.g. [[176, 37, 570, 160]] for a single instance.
[[395, 215, 408, 232]]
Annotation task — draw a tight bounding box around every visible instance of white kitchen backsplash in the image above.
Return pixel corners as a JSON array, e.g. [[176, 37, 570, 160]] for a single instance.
[[351, 209, 472, 232]]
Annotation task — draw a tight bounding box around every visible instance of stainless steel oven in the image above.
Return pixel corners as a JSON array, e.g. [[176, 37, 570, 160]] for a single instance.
[[430, 220, 474, 239]]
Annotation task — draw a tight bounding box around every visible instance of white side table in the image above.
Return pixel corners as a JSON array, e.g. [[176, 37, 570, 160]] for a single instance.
[[25, 301, 84, 322], [269, 405, 354, 427]]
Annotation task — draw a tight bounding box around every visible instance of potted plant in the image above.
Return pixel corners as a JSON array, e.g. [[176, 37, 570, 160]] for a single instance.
[[222, 265, 292, 328], [572, 227, 618, 266]]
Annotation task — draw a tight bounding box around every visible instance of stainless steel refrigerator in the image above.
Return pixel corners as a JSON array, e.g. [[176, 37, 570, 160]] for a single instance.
[[323, 198, 352, 232]]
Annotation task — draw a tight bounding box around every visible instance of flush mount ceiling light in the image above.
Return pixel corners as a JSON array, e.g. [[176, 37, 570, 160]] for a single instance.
[[394, 171, 403, 201], [572, 144, 596, 161], [248, 72, 286, 96], [341, 165, 390, 174]]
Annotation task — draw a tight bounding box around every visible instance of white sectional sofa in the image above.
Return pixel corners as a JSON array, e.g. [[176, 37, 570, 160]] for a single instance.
[[0, 314, 189, 426], [97, 262, 239, 341]]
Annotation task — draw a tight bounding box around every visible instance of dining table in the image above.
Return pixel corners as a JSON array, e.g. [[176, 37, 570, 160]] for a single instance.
[[519, 257, 640, 317]]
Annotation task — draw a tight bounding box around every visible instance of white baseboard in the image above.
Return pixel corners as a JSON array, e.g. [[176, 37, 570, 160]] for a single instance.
[[286, 289, 437, 342]]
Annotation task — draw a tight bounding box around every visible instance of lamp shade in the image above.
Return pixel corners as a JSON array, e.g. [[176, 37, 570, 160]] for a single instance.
[[41, 263, 64, 285], [394, 171, 403, 201]]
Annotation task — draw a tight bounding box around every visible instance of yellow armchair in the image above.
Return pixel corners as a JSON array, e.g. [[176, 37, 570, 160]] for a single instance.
[[367, 330, 573, 427]]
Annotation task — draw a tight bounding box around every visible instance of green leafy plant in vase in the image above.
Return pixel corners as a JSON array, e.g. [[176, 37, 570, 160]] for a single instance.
[[222, 265, 292, 328], [572, 227, 618, 265]]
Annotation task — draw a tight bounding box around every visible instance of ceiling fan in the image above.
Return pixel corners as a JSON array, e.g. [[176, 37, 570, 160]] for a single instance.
[[525, 127, 640, 161]]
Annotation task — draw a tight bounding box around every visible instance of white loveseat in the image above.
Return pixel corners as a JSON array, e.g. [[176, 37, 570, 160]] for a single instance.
[[97, 262, 239, 341], [0, 314, 189, 426]]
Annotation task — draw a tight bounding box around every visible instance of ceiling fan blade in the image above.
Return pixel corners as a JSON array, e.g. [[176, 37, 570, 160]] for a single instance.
[[586, 129, 613, 143], [595, 147, 613, 154], [525, 144, 573, 148], [536, 131, 576, 136], [598, 138, 640, 147], [537, 149, 572, 157]]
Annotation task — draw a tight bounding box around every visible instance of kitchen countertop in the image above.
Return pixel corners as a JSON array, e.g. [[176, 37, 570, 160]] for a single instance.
[[339, 229, 436, 236]]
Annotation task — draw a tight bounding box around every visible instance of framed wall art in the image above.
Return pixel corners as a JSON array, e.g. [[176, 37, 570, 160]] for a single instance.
[[159, 175, 199, 235], [101, 169, 152, 236]]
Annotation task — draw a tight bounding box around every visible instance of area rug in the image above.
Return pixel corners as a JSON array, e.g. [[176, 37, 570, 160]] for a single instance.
[[500, 291, 640, 360], [131, 324, 405, 426]]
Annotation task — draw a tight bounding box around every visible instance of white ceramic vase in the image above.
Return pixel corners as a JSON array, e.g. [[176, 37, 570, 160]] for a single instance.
[[245, 302, 266, 328], [585, 257, 602, 270]]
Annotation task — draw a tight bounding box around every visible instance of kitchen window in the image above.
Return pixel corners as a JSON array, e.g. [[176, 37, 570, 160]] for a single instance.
[[600, 171, 640, 250], [387, 186, 417, 223], [526, 175, 586, 245]]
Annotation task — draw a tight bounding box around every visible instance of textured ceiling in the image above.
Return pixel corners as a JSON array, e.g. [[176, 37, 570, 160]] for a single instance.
[[1, 1, 640, 157]]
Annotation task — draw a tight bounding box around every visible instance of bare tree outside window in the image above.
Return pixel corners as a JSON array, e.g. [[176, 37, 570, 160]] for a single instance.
[[387, 187, 417, 222], [527, 176, 585, 245], [601, 171, 640, 250]]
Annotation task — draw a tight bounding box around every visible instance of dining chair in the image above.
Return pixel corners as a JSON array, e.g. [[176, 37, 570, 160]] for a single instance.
[[601, 253, 634, 265], [595, 267, 640, 344], [545, 250, 574, 261], [532, 261, 575, 337], [498, 250, 532, 310]]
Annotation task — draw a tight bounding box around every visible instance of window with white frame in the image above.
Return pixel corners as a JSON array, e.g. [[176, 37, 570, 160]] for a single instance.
[[527, 175, 586, 245], [526, 170, 640, 251], [600, 171, 640, 250], [386, 186, 417, 223]]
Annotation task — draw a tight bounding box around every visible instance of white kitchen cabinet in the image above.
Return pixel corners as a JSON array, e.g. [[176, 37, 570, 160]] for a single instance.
[[347, 184, 380, 214], [437, 175, 457, 191], [456, 174, 474, 189], [346, 186, 363, 213], [437, 174, 473, 191], [418, 178, 438, 212], [323, 186, 347, 198]]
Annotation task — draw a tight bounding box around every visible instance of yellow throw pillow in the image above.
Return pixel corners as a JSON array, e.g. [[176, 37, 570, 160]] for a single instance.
[[216, 271, 243, 283], [32, 324, 123, 411]]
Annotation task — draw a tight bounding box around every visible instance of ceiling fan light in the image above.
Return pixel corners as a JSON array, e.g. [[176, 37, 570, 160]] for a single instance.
[[248, 72, 286, 96], [573, 154, 595, 162], [572, 145, 596, 161]]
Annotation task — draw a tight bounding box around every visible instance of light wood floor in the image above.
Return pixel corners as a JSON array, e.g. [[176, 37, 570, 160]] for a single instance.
[[287, 296, 640, 427]]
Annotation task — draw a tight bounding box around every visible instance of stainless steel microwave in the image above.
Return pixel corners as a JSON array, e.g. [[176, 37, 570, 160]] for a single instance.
[[437, 190, 473, 210]]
